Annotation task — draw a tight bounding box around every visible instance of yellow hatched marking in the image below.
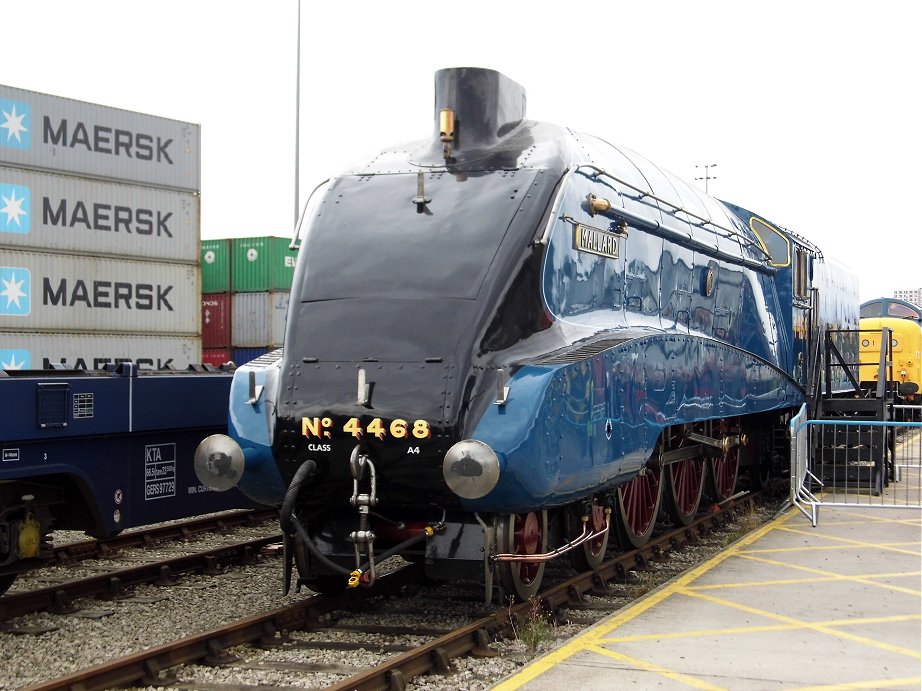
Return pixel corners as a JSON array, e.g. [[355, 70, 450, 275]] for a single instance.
[[798, 514, 921, 526], [679, 588, 921, 659], [584, 643, 727, 690], [742, 542, 921, 555], [729, 553, 922, 596], [774, 525, 922, 555], [596, 613, 921, 644], [688, 570, 921, 591]]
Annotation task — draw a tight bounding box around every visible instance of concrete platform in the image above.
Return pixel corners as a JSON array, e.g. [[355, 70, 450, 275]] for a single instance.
[[493, 505, 922, 690]]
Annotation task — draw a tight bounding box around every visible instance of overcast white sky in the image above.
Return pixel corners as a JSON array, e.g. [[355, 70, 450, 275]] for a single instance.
[[3, 0, 919, 302]]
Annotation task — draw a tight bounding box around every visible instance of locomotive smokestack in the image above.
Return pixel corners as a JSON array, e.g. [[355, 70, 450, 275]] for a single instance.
[[433, 67, 527, 154]]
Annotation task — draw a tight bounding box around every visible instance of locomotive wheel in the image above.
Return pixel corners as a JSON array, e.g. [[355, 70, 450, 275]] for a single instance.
[[568, 503, 609, 571], [615, 468, 662, 549], [496, 511, 548, 601], [707, 421, 741, 501], [707, 446, 740, 501], [663, 452, 705, 526]]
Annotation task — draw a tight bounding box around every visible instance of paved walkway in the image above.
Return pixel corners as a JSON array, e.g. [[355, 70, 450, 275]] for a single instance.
[[493, 505, 922, 690]]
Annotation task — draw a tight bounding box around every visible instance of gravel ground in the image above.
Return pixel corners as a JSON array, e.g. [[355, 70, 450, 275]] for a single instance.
[[0, 499, 783, 690]]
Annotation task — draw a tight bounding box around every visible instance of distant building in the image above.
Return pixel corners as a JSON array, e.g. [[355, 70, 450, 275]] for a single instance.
[[893, 288, 922, 305]]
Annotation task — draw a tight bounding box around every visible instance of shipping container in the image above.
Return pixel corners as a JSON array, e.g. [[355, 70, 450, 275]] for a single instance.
[[232, 347, 270, 364], [0, 84, 200, 191], [231, 236, 297, 292], [0, 331, 201, 371], [202, 347, 232, 368], [201, 293, 231, 348], [201, 238, 231, 293], [0, 249, 199, 334], [0, 166, 199, 261], [231, 291, 289, 347]]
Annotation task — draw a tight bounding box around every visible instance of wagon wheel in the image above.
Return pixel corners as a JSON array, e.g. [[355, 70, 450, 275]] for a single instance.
[[662, 438, 705, 526], [568, 502, 610, 571], [496, 511, 548, 602], [615, 467, 662, 549]]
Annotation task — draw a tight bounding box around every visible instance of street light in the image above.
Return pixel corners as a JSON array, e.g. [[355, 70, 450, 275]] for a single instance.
[[695, 163, 717, 193]]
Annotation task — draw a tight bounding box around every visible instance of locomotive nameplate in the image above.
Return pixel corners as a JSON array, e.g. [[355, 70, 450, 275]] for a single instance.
[[574, 224, 620, 259]]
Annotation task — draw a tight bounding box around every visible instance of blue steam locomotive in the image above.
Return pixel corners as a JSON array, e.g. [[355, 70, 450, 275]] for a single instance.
[[195, 67, 858, 601]]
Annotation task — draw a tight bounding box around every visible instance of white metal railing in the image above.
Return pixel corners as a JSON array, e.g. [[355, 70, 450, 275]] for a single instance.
[[790, 404, 922, 526]]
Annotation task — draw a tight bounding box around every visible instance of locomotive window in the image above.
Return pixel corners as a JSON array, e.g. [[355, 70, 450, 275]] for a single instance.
[[793, 248, 810, 300], [888, 303, 922, 319], [749, 218, 790, 267], [860, 301, 884, 318]]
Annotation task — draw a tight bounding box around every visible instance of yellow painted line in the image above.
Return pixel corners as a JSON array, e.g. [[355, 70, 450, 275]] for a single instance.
[[787, 677, 922, 690], [584, 643, 727, 690], [816, 515, 922, 524], [741, 542, 921, 555], [595, 614, 921, 644], [772, 526, 922, 555], [730, 553, 922, 596], [679, 588, 921, 659], [688, 570, 921, 591], [491, 511, 799, 690]]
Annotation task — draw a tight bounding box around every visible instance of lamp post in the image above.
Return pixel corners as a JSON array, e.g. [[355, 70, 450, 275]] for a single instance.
[[695, 163, 717, 194], [294, 0, 301, 229]]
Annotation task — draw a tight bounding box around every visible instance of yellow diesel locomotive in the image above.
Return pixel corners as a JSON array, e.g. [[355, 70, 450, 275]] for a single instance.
[[859, 298, 922, 403]]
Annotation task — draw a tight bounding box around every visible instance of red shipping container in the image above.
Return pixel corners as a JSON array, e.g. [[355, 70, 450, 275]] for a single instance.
[[202, 348, 232, 367], [201, 293, 232, 348]]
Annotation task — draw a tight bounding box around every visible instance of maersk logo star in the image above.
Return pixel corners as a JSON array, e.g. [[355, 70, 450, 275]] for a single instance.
[[0, 349, 30, 370], [0, 267, 31, 316], [0, 183, 30, 233], [0, 98, 31, 149]]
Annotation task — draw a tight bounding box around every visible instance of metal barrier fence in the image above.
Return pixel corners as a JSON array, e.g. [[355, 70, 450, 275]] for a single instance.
[[790, 404, 922, 526]]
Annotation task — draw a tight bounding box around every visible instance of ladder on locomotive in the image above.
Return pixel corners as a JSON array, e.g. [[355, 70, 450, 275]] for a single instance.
[[808, 325, 896, 495]]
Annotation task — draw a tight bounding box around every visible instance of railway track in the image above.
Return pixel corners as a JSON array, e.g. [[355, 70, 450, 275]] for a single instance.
[[0, 535, 282, 622], [1, 508, 280, 622], [11, 491, 781, 691], [47, 509, 279, 565]]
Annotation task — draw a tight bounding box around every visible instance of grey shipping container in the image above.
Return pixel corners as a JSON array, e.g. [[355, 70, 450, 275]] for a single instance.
[[231, 291, 289, 347], [0, 166, 199, 261], [0, 84, 200, 191], [0, 249, 199, 334], [0, 331, 202, 371]]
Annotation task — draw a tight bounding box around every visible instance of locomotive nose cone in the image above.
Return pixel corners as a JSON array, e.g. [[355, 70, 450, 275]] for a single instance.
[[194, 434, 245, 491]]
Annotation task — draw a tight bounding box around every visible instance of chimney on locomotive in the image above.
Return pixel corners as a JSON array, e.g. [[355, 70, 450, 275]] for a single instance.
[[433, 67, 527, 161]]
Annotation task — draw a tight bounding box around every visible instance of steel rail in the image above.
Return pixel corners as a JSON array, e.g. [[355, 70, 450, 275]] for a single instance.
[[1, 535, 282, 621], [49, 508, 279, 563], [18, 565, 425, 691]]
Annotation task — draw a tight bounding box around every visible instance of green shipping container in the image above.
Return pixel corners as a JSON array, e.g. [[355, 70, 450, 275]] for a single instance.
[[201, 239, 231, 293], [231, 236, 298, 292]]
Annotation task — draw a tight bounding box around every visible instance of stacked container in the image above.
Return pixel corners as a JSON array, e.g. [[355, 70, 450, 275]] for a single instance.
[[200, 235, 296, 366], [1, 85, 201, 370]]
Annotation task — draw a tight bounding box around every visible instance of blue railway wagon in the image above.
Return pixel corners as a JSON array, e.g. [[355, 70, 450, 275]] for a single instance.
[[0, 363, 257, 595]]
